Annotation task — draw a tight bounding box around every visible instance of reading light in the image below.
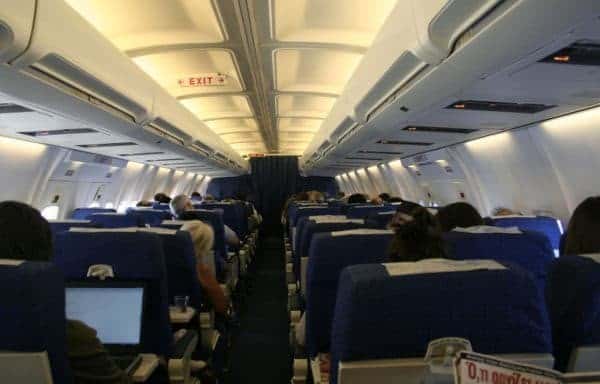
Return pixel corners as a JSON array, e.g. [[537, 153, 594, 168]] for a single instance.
[[453, 104, 466, 109], [407, 127, 417, 131], [553, 55, 570, 62]]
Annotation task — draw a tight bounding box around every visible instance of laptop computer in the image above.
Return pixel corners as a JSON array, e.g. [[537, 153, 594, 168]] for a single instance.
[[65, 281, 147, 376]]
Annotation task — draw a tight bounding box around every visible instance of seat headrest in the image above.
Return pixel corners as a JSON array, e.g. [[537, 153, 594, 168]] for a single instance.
[[331, 229, 394, 237], [69, 227, 138, 232], [383, 259, 506, 276], [453, 225, 522, 234]]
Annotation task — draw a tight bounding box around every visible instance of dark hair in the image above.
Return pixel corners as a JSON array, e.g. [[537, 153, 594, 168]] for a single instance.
[[348, 193, 367, 204], [0, 201, 53, 262], [191, 192, 202, 198], [136, 200, 153, 207], [335, 192, 346, 199], [389, 206, 446, 262], [378, 193, 391, 202], [564, 196, 600, 255], [154, 193, 171, 204], [436, 202, 483, 232], [296, 191, 309, 201], [388, 197, 403, 203]]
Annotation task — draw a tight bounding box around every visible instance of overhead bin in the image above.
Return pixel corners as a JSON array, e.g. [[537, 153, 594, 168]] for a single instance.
[[0, 1, 35, 63]]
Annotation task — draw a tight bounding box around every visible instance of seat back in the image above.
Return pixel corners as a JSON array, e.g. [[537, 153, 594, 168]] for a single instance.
[[89, 213, 141, 228], [346, 205, 390, 219], [53, 231, 172, 356], [547, 254, 600, 371], [443, 229, 554, 290], [126, 208, 173, 226], [330, 260, 553, 384], [491, 215, 563, 255], [48, 220, 94, 237], [201, 202, 248, 238], [305, 229, 394, 357], [365, 211, 396, 229], [0, 261, 71, 383], [290, 206, 341, 250], [152, 202, 172, 211], [70, 207, 116, 220]]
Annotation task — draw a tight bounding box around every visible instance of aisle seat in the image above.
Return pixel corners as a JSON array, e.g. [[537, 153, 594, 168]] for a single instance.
[[290, 206, 341, 252], [305, 229, 394, 358], [201, 202, 248, 239], [126, 208, 173, 227], [0, 261, 71, 383], [547, 254, 600, 372], [490, 215, 563, 256], [330, 260, 553, 384]]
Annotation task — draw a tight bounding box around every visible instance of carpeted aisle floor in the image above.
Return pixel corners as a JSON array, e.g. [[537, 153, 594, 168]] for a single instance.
[[226, 229, 292, 383]]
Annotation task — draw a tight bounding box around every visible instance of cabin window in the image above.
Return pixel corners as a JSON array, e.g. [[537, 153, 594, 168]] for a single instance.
[[105, 202, 114, 209], [41, 205, 60, 220], [89, 201, 100, 208]]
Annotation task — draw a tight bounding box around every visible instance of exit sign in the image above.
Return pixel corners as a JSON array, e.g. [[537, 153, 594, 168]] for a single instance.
[[178, 73, 228, 87]]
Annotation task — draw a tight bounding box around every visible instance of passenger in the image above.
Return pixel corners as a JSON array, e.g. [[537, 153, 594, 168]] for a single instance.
[[378, 193, 391, 203], [170, 195, 240, 249], [563, 196, 600, 255], [492, 207, 517, 216], [136, 200, 153, 207], [0, 201, 131, 384], [204, 194, 216, 202], [180, 221, 229, 315], [388, 206, 446, 262], [347, 193, 367, 204], [154, 192, 171, 204], [307, 190, 325, 203], [191, 192, 202, 202], [388, 196, 404, 203], [295, 191, 309, 201], [370, 195, 383, 205], [335, 191, 346, 200], [436, 202, 484, 232]]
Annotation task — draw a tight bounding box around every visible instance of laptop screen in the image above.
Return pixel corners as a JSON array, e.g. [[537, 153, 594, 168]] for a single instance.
[[65, 283, 144, 345]]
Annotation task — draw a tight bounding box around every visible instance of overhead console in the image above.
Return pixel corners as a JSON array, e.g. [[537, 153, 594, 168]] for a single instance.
[[303, 0, 600, 175], [0, 0, 247, 175]]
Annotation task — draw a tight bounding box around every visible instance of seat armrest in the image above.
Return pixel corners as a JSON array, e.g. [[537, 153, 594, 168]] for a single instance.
[[168, 330, 198, 383]]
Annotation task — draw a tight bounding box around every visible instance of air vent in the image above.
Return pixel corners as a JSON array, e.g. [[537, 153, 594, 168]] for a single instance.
[[143, 119, 189, 147], [118, 152, 165, 157], [376, 139, 433, 146], [541, 43, 600, 66], [20, 128, 97, 137], [447, 100, 555, 114], [345, 157, 383, 161], [358, 150, 403, 155], [192, 140, 214, 157], [0, 103, 34, 114], [78, 142, 137, 148], [402, 126, 478, 134]]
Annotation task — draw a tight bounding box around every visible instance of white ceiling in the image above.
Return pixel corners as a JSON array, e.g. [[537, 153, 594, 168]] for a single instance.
[[65, 0, 397, 157]]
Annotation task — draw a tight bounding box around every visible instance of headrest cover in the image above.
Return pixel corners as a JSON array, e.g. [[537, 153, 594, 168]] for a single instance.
[[69, 227, 138, 233], [162, 220, 186, 225], [0, 259, 24, 266], [137, 228, 178, 235], [490, 215, 537, 219], [453, 225, 522, 234], [331, 229, 393, 237], [383, 259, 506, 276], [49, 220, 91, 224], [582, 253, 600, 263]]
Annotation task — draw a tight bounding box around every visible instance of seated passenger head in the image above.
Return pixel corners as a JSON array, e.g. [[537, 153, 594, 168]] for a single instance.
[[347, 193, 367, 204], [180, 221, 214, 261], [295, 191, 309, 201], [170, 195, 193, 218], [388, 196, 404, 203], [564, 196, 600, 255], [378, 193, 391, 202], [154, 192, 171, 204], [307, 190, 324, 202], [191, 192, 202, 201], [492, 207, 516, 216], [335, 191, 345, 199], [436, 202, 483, 232], [0, 201, 52, 262], [136, 200, 153, 207], [204, 194, 216, 201], [388, 205, 446, 262]]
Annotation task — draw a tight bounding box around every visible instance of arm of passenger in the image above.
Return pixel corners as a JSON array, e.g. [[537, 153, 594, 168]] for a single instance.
[[197, 262, 229, 315], [224, 225, 240, 249]]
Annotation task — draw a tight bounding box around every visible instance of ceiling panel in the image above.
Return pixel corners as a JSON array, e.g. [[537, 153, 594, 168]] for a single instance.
[[220, 131, 263, 143], [182, 95, 253, 121], [274, 48, 363, 94], [278, 131, 315, 141], [133, 49, 243, 98], [205, 118, 259, 135], [276, 94, 337, 118], [272, 0, 396, 47], [278, 118, 323, 133], [66, 0, 225, 52]]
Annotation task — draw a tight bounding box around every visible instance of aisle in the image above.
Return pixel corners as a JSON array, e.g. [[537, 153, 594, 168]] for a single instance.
[[226, 229, 292, 383]]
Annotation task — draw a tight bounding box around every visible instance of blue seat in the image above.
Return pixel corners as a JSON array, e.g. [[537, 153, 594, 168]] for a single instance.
[[547, 255, 600, 371], [126, 208, 173, 226], [365, 211, 395, 229], [152, 202, 172, 211], [346, 205, 390, 219], [70, 207, 115, 220], [290, 206, 342, 251], [49, 220, 95, 237], [330, 261, 553, 384], [89, 213, 141, 228], [491, 216, 563, 254], [53, 231, 172, 356], [305, 229, 394, 357], [201, 202, 248, 239], [443, 230, 554, 290], [0, 261, 71, 383]]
